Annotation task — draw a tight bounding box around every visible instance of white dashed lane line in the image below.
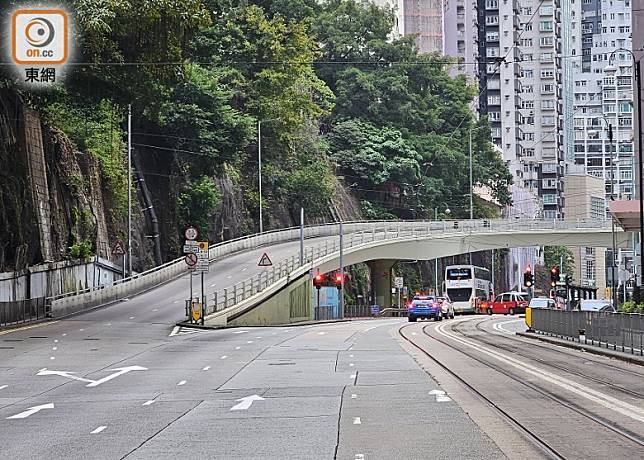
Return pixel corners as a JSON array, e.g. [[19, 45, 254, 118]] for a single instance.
[[202, 366, 211, 371], [91, 426, 107, 434], [353, 417, 361, 425], [142, 400, 155, 406], [0, 385, 8, 390], [177, 380, 186, 386], [220, 356, 228, 360]]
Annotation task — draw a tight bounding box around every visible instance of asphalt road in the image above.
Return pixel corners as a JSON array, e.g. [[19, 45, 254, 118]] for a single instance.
[[0, 316, 503, 459]]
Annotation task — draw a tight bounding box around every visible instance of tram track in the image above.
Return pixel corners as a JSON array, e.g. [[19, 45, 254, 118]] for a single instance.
[[399, 319, 644, 459], [398, 322, 566, 460], [458, 318, 644, 400]]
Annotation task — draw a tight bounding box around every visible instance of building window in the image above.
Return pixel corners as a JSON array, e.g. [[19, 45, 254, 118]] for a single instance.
[[539, 37, 554, 47], [486, 16, 499, 25], [522, 100, 534, 109], [543, 194, 557, 205], [540, 68, 555, 78], [541, 83, 555, 93], [544, 210, 557, 219], [591, 196, 605, 219], [585, 260, 595, 281], [542, 178, 557, 189], [539, 21, 553, 32]]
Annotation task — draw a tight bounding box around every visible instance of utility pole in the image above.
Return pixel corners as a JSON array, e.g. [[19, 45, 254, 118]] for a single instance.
[[636, 60, 644, 288], [434, 207, 439, 294], [258, 120, 263, 234], [609, 124, 618, 308], [339, 221, 344, 319], [127, 104, 132, 276], [469, 127, 474, 220], [299, 207, 304, 266]]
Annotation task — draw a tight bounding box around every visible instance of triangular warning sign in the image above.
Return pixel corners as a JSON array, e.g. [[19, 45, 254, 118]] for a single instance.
[[258, 252, 273, 267]]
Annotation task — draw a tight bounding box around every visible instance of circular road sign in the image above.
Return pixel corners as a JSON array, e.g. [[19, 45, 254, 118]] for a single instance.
[[184, 252, 198, 267], [184, 226, 198, 241]]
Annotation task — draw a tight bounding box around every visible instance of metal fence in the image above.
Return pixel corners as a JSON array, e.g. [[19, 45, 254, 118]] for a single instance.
[[0, 298, 48, 328], [531, 308, 644, 355], [204, 218, 616, 317]]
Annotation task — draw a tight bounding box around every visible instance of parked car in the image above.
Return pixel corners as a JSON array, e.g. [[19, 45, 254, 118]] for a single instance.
[[579, 299, 616, 313], [479, 292, 529, 315], [528, 297, 556, 309], [436, 296, 455, 319], [407, 295, 443, 322]]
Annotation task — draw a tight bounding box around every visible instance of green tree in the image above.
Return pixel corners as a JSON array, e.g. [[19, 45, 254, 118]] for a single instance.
[[177, 177, 221, 235], [544, 246, 575, 278]]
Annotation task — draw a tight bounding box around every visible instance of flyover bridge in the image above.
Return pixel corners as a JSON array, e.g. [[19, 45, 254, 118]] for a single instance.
[[46, 218, 627, 327]]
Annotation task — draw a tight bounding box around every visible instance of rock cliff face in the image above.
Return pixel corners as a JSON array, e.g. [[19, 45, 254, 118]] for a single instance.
[[0, 89, 138, 271], [0, 88, 363, 273]]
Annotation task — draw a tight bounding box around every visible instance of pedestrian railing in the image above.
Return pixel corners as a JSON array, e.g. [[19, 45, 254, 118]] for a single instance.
[[0, 298, 48, 328], [204, 218, 615, 317], [531, 308, 644, 355]]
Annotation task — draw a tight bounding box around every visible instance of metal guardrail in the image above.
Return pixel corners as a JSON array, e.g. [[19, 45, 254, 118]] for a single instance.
[[204, 218, 615, 316], [43, 218, 613, 317], [0, 298, 48, 327], [531, 308, 644, 355]]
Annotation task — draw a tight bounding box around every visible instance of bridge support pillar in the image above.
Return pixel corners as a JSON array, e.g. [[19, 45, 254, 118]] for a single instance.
[[367, 260, 397, 309]]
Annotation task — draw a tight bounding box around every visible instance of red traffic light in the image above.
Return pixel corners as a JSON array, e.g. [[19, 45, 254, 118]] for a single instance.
[[525, 265, 532, 273], [334, 272, 344, 287], [313, 272, 325, 288]]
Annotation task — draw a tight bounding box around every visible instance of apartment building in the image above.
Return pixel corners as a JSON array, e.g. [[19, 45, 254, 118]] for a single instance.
[[372, 0, 405, 37], [573, 0, 635, 202], [563, 172, 607, 292]]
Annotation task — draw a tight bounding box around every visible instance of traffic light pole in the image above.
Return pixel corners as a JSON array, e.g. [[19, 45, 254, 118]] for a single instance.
[[339, 221, 344, 319]]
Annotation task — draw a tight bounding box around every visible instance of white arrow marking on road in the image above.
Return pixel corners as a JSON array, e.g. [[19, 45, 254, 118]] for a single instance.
[[353, 417, 361, 425], [235, 346, 241, 350], [203, 366, 211, 371], [0, 385, 8, 390], [85, 366, 147, 387], [355, 455, 365, 460], [177, 380, 186, 386], [36, 369, 94, 384], [7, 403, 54, 419], [351, 394, 357, 399], [230, 395, 264, 411], [349, 363, 355, 367], [220, 356, 228, 360], [91, 426, 107, 434], [350, 374, 356, 380], [169, 326, 181, 337], [142, 400, 155, 406]]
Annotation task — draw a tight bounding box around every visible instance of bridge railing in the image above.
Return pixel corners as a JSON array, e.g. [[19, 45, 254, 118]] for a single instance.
[[531, 308, 644, 355], [204, 218, 613, 316]]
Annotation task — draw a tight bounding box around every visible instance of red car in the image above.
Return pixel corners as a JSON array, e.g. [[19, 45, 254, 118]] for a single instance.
[[479, 292, 528, 315]]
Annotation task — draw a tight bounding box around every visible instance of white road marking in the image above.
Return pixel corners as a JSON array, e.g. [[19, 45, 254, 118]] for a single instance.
[[351, 394, 357, 399], [50, 356, 55, 360], [349, 363, 355, 367], [241, 268, 247, 271], [142, 400, 155, 406], [152, 309, 158, 312], [211, 283, 217, 287], [203, 366, 211, 371], [62, 333, 66, 336], [52, 347, 57, 351], [90, 426, 107, 434], [235, 346, 241, 350], [54, 340, 58, 343], [355, 455, 365, 460], [85, 366, 148, 387], [350, 374, 356, 380], [233, 330, 248, 334], [129, 316, 135, 320], [436, 321, 644, 423], [246, 341, 254, 344], [220, 356, 228, 360], [79, 329, 84, 332], [173, 300, 179, 304], [255, 337, 262, 339], [106, 323, 112, 326], [353, 417, 362, 425], [169, 326, 180, 337], [36, 369, 94, 384], [7, 403, 54, 419], [493, 318, 523, 335], [177, 380, 186, 386], [227, 275, 232, 279], [349, 354, 354, 358], [436, 395, 452, 402], [230, 395, 264, 411], [0, 385, 8, 390], [317, 332, 326, 335], [411, 332, 417, 336]]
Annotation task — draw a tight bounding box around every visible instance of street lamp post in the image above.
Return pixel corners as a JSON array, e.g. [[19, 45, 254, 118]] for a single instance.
[[434, 206, 450, 295], [257, 120, 263, 234], [589, 120, 618, 307], [608, 49, 644, 287]]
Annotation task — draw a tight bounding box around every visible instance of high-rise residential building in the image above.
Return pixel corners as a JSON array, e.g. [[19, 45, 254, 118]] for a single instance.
[[403, 0, 445, 53], [444, 0, 478, 80], [516, 0, 565, 219], [478, 0, 523, 164], [573, 0, 635, 203], [372, 0, 405, 37]]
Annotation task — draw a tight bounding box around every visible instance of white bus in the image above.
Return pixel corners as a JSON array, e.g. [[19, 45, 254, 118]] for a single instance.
[[444, 265, 492, 314]]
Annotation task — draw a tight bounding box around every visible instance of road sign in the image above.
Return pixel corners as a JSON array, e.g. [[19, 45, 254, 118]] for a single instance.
[[184, 252, 198, 267], [195, 241, 209, 272], [394, 277, 404, 288], [370, 305, 380, 315], [112, 240, 125, 256], [258, 252, 273, 267], [184, 226, 198, 241], [192, 302, 202, 322], [183, 240, 198, 253]]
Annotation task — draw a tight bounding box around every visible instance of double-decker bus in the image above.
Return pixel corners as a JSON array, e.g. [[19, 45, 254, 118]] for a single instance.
[[444, 265, 492, 314]]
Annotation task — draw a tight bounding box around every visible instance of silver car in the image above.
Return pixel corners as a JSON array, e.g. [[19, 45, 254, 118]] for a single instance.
[[437, 296, 455, 319]]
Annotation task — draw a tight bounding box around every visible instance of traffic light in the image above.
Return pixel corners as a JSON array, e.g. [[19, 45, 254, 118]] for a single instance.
[[550, 266, 560, 287], [523, 265, 533, 288], [333, 271, 344, 290], [313, 272, 325, 289]]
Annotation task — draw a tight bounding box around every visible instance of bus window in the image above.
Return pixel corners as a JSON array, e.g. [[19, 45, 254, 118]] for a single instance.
[[447, 288, 471, 302]]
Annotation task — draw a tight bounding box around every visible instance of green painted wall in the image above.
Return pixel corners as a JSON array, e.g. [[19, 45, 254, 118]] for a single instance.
[[228, 275, 312, 326]]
